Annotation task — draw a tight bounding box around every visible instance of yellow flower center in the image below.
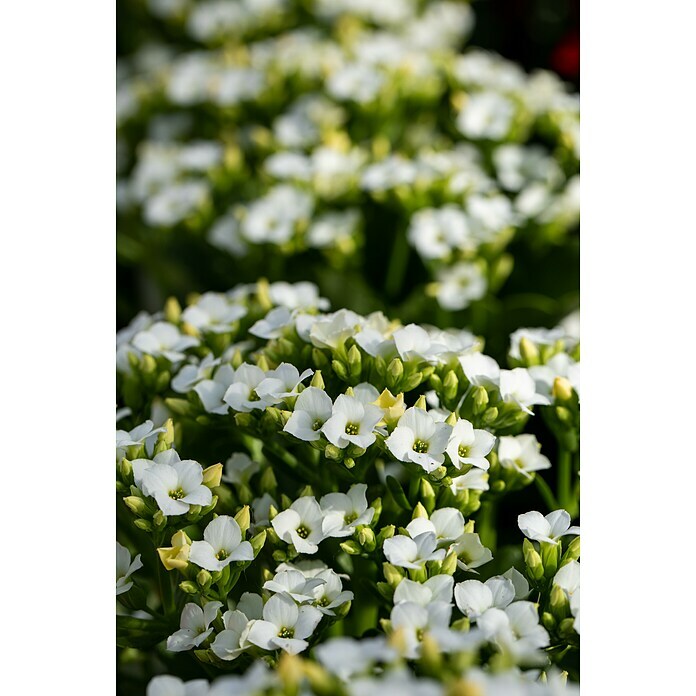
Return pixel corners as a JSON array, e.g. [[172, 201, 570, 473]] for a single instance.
[[412, 439, 429, 453], [345, 422, 360, 435]]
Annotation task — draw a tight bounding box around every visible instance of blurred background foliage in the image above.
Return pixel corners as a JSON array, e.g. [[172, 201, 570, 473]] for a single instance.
[[117, 0, 579, 364]]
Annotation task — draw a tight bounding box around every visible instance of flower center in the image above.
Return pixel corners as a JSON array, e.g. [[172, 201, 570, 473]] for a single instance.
[[277, 626, 295, 639], [345, 422, 360, 435], [412, 439, 429, 453], [458, 445, 470, 458], [215, 549, 229, 561], [416, 628, 425, 641], [168, 487, 185, 500], [316, 596, 330, 607], [296, 525, 311, 539], [345, 512, 358, 524], [248, 391, 260, 402], [312, 419, 324, 431]]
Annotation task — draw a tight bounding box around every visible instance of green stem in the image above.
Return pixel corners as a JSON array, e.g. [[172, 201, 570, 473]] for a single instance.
[[385, 230, 410, 299], [477, 499, 498, 552], [534, 474, 559, 511], [557, 449, 572, 512]]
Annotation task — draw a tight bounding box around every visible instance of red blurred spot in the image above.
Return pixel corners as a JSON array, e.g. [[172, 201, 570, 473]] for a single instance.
[[551, 32, 580, 78]]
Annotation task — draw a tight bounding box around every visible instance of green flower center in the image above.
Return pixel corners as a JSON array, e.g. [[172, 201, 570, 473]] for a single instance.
[[277, 627, 295, 639], [216, 549, 229, 561], [412, 439, 429, 453], [458, 445, 470, 458], [416, 629, 425, 641], [345, 422, 360, 435], [248, 391, 260, 402], [316, 596, 330, 607], [168, 488, 185, 500], [345, 512, 358, 524], [296, 525, 311, 539], [312, 419, 324, 431]]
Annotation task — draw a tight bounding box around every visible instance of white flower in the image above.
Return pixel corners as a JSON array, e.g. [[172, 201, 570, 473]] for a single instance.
[[255, 364, 313, 404], [407, 206, 474, 261], [268, 281, 330, 311], [223, 364, 274, 412], [320, 483, 375, 537], [131, 321, 199, 362], [451, 532, 493, 572], [222, 453, 260, 486], [393, 575, 454, 606], [116, 541, 143, 595], [517, 510, 580, 544], [140, 457, 212, 516], [284, 387, 334, 442], [497, 434, 551, 478], [446, 419, 495, 470], [172, 354, 220, 394], [499, 368, 551, 414], [449, 468, 490, 494], [509, 327, 566, 360], [309, 309, 362, 349], [249, 307, 293, 339], [311, 569, 354, 615], [385, 407, 451, 473], [210, 593, 264, 662], [406, 508, 466, 547], [144, 181, 210, 228], [433, 262, 487, 311], [246, 593, 323, 654], [383, 532, 446, 569], [529, 353, 580, 399], [315, 636, 396, 682], [502, 567, 530, 600], [263, 569, 326, 604], [146, 675, 210, 696], [390, 601, 452, 659], [459, 352, 500, 388], [180, 293, 247, 333], [189, 516, 254, 571], [454, 576, 516, 619], [477, 601, 549, 658], [241, 185, 313, 244], [251, 493, 277, 529], [554, 560, 580, 632], [322, 394, 383, 449], [167, 601, 223, 652], [116, 420, 165, 461], [272, 497, 334, 554], [392, 324, 445, 362], [194, 364, 237, 414], [456, 92, 515, 140]]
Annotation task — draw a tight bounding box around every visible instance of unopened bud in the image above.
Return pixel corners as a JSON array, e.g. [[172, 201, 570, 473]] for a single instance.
[[234, 505, 251, 535], [523, 538, 544, 580], [443, 371, 458, 401], [358, 527, 376, 552], [412, 502, 429, 519], [124, 496, 148, 516], [310, 370, 325, 389], [197, 570, 212, 590], [519, 337, 540, 366], [331, 360, 349, 381], [164, 297, 181, 323], [202, 463, 223, 488], [133, 519, 153, 532], [383, 562, 405, 588], [340, 540, 361, 555], [552, 376, 573, 402], [324, 444, 342, 461], [153, 510, 167, 529], [413, 394, 428, 410], [348, 344, 362, 378], [387, 358, 404, 387], [472, 386, 489, 415], [441, 551, 458, 575], [179, 581, 198, 595]]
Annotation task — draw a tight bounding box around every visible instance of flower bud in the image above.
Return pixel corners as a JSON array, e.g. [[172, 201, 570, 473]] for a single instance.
[[153, 510, 167, 530], [374, 389, 405, 427], [124, 496, 148, 517], [387, 358, 404, 388], [202, 463, 223, 489], [383, 562, 405, 588], [441, 551, 459, 576], [541, 611, 556, 632], [523, 539, 544, 581], [552, 376, 574, 402], [119, 458, 133, 483], [550, 584, 569, 617], [340, 540, 361, 555], [164, 297, 181, 324], [331, 360, 349, 381], [348, 344, 362, 379], [370, 496, 383, 525], [472, 386, 489, 415], [541, 541, 560, 578], [259, 466, 277, 494], [234, 505, 251, 535], [179, 581, 198, 595], [141, 354, 157, 374], [134, 519, 153, 532], [312, 348, 329, 370], [443, 371, 459, 402], [310, 370, 325, 389], [414, 394, 428, 410], [412, 502, 429, 520], [419, 479, 436, 513], [562, 536, 580, 564], [559, 617, 576, 636], [197, 570, 212, 590], [357, 527, 376, 552], [324, 444, 342, 461], [481, 407, 498, 425], [250, 530, 267, 557], [344, 458, 356, 469], [519, 337, 540, 366], [420, 633, 442, 672]]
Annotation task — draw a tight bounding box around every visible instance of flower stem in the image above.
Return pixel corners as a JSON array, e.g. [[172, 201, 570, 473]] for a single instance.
[[534, 474, 559, 511], [385, 230, 410, 299], [557, 448, 572, 512], [477, 499, 498, 552]]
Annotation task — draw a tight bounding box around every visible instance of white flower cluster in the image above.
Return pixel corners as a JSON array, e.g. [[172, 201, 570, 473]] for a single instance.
[[118, 0, 579, 312]]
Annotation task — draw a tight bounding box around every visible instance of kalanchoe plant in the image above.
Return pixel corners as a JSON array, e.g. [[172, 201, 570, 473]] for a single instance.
[[117, 279, 580, 694]]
